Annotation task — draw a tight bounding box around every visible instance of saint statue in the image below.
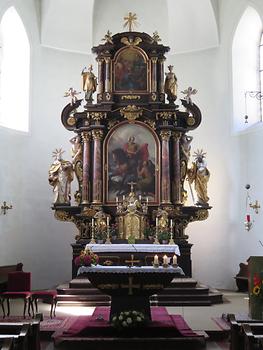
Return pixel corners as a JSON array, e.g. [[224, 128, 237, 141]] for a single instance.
[[48, 149, 74, 204], [188, 150, 210, 207], [164, 65, 178, 104], [181, 134, 193, 161], [70, 135, 82, 164], [81, 65, 97, 103]]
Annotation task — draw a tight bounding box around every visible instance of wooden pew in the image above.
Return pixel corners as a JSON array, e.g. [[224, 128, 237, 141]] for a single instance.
[[242, 323, 263, 350], [0, 324, 30, 350], [0, 338, 14, 350], [0, 314, 41, 350], [228, 314, 263, 350]]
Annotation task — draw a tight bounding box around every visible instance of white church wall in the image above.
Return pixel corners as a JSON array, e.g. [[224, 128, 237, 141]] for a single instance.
[[0, 0, 262, 290]]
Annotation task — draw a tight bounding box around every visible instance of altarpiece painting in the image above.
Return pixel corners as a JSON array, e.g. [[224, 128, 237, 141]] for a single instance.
[[106, 122, 159, 203]]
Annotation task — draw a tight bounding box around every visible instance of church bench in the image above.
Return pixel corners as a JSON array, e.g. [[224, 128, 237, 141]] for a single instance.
[[0, 314, 41, 350], [242, 323, 263, 350], [0, 338, 14, 350], [228, 314, 263, 350], [0, 264, 23, 293], [0, 324, 30, 350]]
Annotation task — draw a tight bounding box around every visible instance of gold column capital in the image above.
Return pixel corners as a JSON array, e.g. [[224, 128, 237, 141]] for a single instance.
[[104, 57, 111, 64], [172, 131, 181, 140], [151, 57, 158, 64], [92, 129, 104, 140], [81, 131, 91, 142], [160, 130, 172, 141]]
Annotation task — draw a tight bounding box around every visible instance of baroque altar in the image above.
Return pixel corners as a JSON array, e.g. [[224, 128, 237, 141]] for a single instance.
[[49, 14, 211, 278]]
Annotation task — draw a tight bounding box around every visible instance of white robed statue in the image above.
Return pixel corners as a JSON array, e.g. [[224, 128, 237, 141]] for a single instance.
[[48, 148, 74, 204]]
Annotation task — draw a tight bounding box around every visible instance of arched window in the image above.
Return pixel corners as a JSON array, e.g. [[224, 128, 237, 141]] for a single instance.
[[0, 7, 30, 132], [232, 7, 262, 132]]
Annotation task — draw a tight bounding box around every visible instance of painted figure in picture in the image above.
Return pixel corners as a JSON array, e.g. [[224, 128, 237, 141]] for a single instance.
[[115, 48, 147, 91], [108, 125, 156, 200]]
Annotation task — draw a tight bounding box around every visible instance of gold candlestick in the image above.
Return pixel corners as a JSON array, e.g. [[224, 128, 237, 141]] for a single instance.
[[90, 218, 96, 244], [169, 221, 175, 245], [154, 225, 160, 244], [105, 219, 111, 244]]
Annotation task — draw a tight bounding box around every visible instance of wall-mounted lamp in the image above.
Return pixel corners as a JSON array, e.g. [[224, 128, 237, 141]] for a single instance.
[[1, 201, 13, 215], [244, 91, 263, 123], [244, 184, 260, 231]]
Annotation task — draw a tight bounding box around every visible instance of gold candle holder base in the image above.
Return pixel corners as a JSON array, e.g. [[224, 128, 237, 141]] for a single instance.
[[89, 238, 96, 244], [153, 263, 159, 268], [154, 237, 160, 244], [105, 237, 112, 244], [169, 238, 175, 245], [162, 263, 169, 268], [172, 263, 178, 268]]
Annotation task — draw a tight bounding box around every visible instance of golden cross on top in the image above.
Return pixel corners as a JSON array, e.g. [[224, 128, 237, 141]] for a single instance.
[[125, 254, 140, 267], [123, 12, 138, 32]]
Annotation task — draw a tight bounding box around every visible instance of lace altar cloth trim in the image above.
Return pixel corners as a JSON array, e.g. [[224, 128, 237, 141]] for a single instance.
[[78, 265, 184, 275], [85, 244, 180, 255]]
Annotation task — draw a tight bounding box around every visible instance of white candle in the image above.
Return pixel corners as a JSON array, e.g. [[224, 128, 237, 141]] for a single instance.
[[123, 195, 125, 200], [173, 255, 177, 265], [154, 254, 159, 265], [163, 255, 168, 265], [107, 217, 109, 226], [156, 218, 158, 226], [146, 197, 149, 204], [139, 195, 142, 201], [170, 219, 173, 228], [92, 218, 94, 227], [116, 196, 118, 203]]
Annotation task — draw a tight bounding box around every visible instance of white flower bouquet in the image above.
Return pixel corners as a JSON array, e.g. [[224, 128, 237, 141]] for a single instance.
[[111, 310, 147, 330]]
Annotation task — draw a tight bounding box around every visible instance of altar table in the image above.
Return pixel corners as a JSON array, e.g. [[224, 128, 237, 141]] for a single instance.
[[78, 265, 184, 321]]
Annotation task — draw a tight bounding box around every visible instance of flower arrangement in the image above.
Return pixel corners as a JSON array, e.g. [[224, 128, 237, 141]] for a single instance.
[[158, 231, 170, 243], [111, 310, 147, 330], [252, 273, 263, 297], [74, 248, 99, 267]]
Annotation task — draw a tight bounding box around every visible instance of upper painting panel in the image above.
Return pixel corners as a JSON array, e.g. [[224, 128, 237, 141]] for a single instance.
[[114, 47, 148, 92]]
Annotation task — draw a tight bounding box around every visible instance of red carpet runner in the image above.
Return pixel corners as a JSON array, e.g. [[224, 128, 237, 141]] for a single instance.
[[53, 307, 200, 345]]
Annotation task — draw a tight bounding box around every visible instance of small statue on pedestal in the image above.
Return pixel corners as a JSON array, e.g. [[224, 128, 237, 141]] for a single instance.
[[81, 65, 97, 104], [187, 150, 210, 207], [164, 65, 178, 104], [48, 149, 74, 205]]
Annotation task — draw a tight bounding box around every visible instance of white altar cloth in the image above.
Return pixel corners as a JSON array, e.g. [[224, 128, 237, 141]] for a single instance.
[[85, 244, 180, 256], [78, 265, 184, 275]]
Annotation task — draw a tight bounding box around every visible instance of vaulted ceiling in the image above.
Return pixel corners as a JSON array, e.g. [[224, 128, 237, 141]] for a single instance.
[[40, 0, 219, 54]]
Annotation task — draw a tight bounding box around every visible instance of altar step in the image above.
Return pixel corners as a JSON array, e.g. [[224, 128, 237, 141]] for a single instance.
[[56, 278, 223, 307]]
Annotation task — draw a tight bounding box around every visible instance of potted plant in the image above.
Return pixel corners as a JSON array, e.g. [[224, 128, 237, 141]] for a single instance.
[[144, 225, 154, 241], [158, 231, 170, 244], [74, 249, 99, 267]]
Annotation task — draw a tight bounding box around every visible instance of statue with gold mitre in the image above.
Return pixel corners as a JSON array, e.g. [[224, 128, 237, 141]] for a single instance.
[[81, 65, 97, 104]]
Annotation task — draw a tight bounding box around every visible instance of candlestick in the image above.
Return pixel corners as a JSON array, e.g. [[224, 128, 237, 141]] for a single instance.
[[172, 254, 177, 266], [90, 219, 96, 244], [154, 218, 159, 244], [105, 220, 111, 244], [123, 195, 125, 201], [170, 219, 173, 228], [139, 195, 142, 201], [146, 197, 149, 204], [169, 221, 175, 245], [116, 196, 118, 203]]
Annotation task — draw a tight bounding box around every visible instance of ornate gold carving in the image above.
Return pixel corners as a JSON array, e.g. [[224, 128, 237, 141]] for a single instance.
[[92, 130, 104, 140], [160, 130, 171, 141], [151, 93, 157, 101], [144, 119, 156, 129], [87, 112, 107, 121], [101, 30, 113, 44], [104, 57, 111, 64], [195, 209, 209, 221], [152, 31, 162, 44], [121, 95, 141, 100], [105, 92, 111, 101], [156, 111, 176, 120], [173, 132, 181, 140], [121, 36, 142, 46], [151, 57, 158, 64], [120, 105, 143, 123], [108, 119, 118, 129], [186, 116, 195, 126], [81, 131, 91, 142], [54, 210, 72, 222], [82, 207, 97, 217], [123, 12, 138, 32], [67, 116, 76, 126]]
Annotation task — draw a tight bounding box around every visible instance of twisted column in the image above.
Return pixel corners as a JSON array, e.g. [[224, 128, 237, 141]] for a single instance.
[[172, 132, 181, 204]]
